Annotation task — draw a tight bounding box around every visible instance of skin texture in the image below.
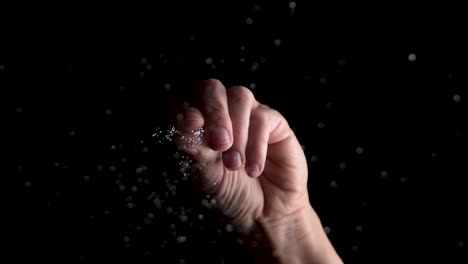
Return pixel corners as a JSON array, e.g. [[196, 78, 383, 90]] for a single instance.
[[173, 79, 342, 263]]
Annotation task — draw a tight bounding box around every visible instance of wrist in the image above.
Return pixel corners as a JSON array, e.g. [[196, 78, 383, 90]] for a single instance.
[[257, 205, 343, 264]]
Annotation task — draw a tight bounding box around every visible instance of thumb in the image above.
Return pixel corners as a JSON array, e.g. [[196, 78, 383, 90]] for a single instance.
[[174, 105, 225, 193]]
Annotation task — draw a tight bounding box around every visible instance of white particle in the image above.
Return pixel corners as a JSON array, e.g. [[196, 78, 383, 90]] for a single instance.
[[105, 108, 112, 115], [240, 57, 245, 63], [131, 186, 138, 192], [205, 57, 213, 65], [240, 45, 246, 51], [432, 152, 438, 158], [458, 241, 464, 248], [289, 1, 296, 9], [136, 165, 148, 174], [144, 179, 150, 184], [246, 17, 253, 24], [146, 64, 153, 70], [140, 57, 148, 64], [380, 170, 389, 178], [16, 107, 23, 113], [25, 181, 32, 188], [179, 215, 188, 222], [453, 94, 461, 103], [338, 59, 346, 66], [176, 113, 184, 121], [110, 145, 116, 150], [148, 213, 154, 219], [119, 185, 126, 191], [408, 53, 416, 62], [198, 214, 204, 220], [310, 155, 318, 162], [324, 226, 331, 235], [154, 198, 162, 208], [320, 77, 327, 84], [0, 65, 5, 71], [400, 177, 408, 183], [273, 39, 281, 47], [249, 83, 257, 89], [123, 236, 130, 243], [225, 224, 234, 232], [210, 198, 217, 205], [250, 62, 260, 72], [109, 165, 116, 172], [83, 175, 90, 182], [127, 202, 134, 209], [330, 181, 337, 188], [339, 162, 347, 169], [352, 245, 359, 252], [166, 207, 173, 214], [201, 199, 211, 208], [356, 147, 364, 155], [317, 122, 325, 129], [176, 236, 187, 243], [164, 83, 171, 90], [355, 225, 363, 232]]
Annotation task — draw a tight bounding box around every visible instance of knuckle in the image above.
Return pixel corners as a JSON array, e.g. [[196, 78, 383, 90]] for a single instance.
[[228, 86, 254, 104], [204, 78, 223, 90]]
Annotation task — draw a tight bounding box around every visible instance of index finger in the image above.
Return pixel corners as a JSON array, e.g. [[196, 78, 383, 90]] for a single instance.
[[196, 79, 233, 152]]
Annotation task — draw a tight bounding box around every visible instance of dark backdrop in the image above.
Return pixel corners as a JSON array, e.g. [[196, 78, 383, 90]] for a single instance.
[[5, 1, 467, 263]]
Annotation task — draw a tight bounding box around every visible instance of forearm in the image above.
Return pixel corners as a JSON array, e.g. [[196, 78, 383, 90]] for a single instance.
[[251, 205, 343, 264]]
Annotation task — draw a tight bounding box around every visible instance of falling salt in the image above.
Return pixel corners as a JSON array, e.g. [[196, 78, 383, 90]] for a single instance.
[[176, 236, 187, 243], [179, 215, 188, 222], [380, 170, 389, 178], [25, 181, 32, 188], [356, 147, 364, 155], [225, 224, 234, 232], [310, 155, 318, 162], [273, 39, 281, 47], [324, 226, 331, 234]]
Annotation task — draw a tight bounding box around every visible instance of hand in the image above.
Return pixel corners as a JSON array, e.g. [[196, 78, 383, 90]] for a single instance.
[[173, 79, 342, 263]]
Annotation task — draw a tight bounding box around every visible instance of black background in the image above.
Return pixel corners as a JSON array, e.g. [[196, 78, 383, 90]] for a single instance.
[[5, 1, 467, 263]]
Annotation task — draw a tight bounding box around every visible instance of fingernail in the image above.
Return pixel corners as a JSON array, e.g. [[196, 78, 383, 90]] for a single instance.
[[246, 164, 260, 177], [223, 150, 242, 169], [210, 127, 231, 146]]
